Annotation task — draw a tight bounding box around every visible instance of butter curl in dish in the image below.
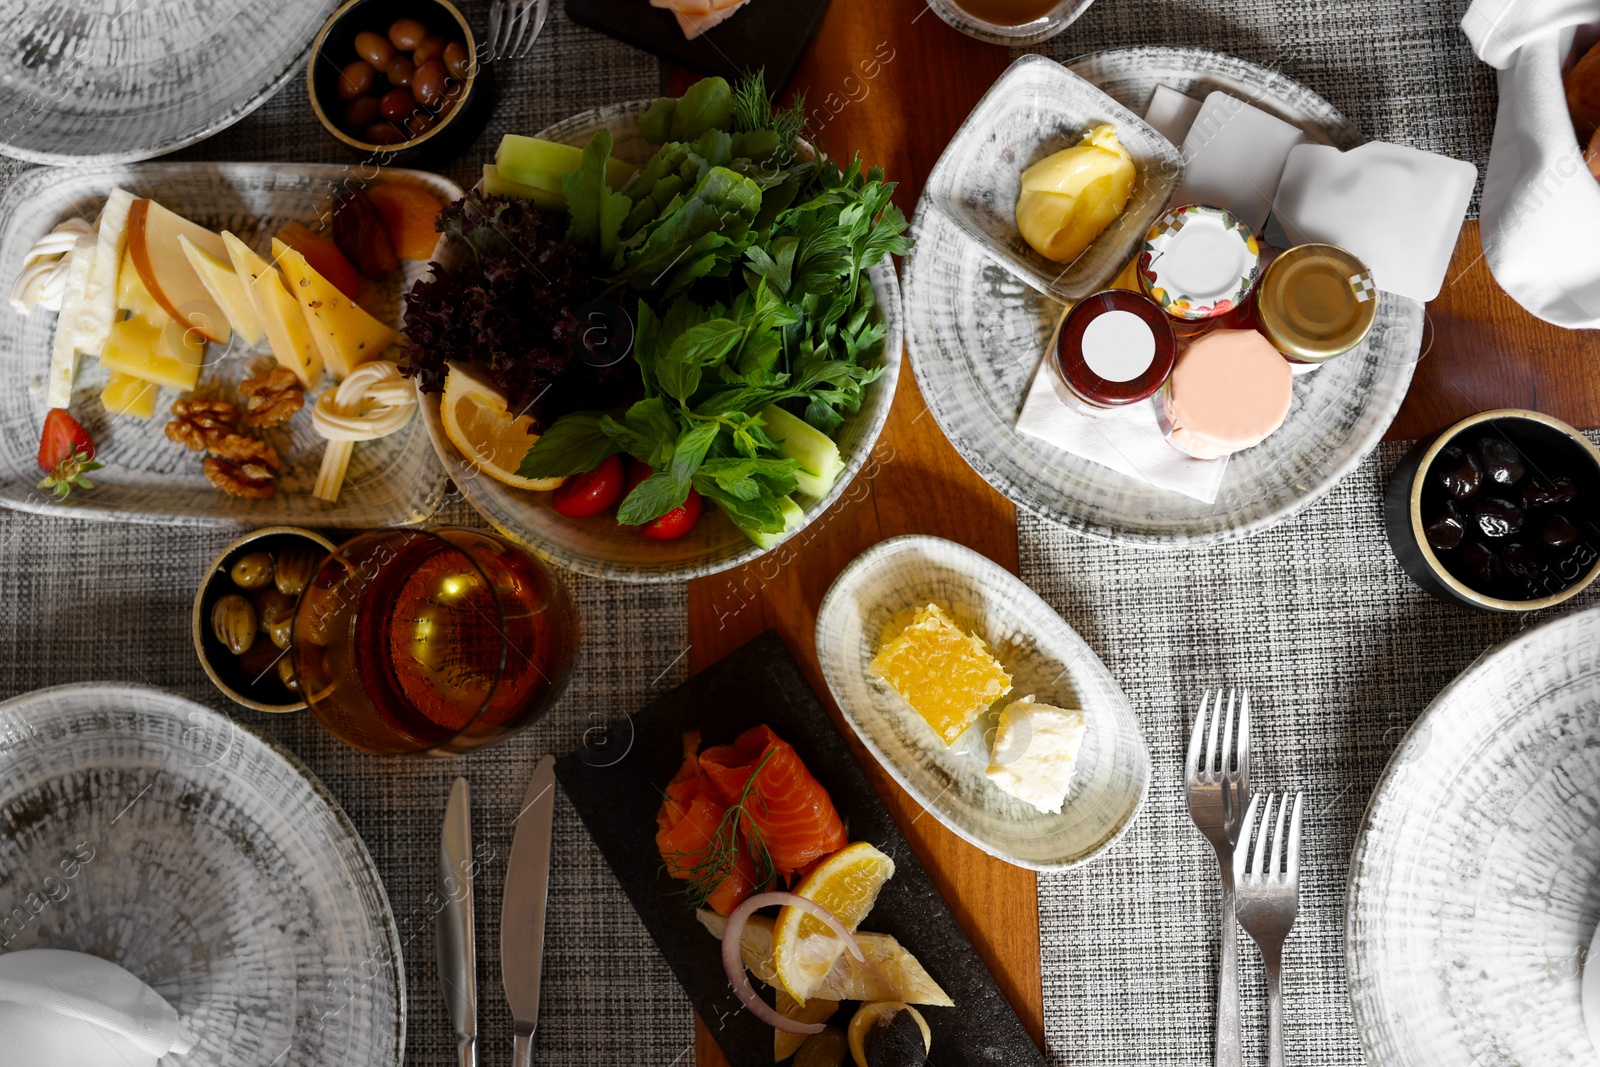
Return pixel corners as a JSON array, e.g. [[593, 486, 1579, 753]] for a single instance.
[[1016, 124, 1136, 264]]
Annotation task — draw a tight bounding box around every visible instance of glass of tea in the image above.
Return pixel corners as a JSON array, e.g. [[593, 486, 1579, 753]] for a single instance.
[[291, 526, 578, 756]]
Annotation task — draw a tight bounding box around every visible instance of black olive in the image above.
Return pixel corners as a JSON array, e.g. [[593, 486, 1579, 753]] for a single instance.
[[1455, 541, 1503, 588], [1472, 497, 1524, 539], [1424, 500, 1467, 551], [1478, 437, 1527, 486], [1540, 512, 1581, 550], [1435, 445, 1483, 499], [1502, 542, 1546, 583], [1521, 474, 1579, 508], [861, 1012, 927, 1067]]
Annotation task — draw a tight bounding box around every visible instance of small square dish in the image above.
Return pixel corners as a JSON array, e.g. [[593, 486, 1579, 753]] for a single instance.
[[922, 53, 1185, 302]]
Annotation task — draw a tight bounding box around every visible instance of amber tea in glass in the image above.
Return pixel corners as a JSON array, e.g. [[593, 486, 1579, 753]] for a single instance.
[[952, 0, 1060, 24], [293, 526, 578, 755]]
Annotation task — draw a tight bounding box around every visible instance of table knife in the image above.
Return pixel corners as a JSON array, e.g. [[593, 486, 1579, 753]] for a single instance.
[[436, 776, 477, 1067], [502, 755, 556, 1067]]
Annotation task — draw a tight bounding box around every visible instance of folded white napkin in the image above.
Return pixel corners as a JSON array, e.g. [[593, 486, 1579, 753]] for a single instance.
[[1015, 330, 1229, 503], [1463, 0, 1600, 327], [0, 949, 193, 1067]]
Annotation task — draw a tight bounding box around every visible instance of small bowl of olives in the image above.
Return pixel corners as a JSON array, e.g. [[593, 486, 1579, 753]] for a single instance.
[[307, 0, 485, 161], [1385, 408, 1600, 612], [193, 526, 337, 713]]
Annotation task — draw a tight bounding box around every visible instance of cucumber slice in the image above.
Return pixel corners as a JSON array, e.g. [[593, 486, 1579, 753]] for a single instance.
[[481, 164, 565, 209], [761, 404, 844, 498], [736, 495, 806, 550], [494, 135, 637, 195]]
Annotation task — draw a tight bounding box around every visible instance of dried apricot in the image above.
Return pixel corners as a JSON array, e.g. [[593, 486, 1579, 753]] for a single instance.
[[367, 182, 444, 260]]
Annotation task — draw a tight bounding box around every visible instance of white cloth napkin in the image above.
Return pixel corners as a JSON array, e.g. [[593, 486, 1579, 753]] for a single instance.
[[1463, 0, 1600, 327], [1015, 342, 1229, 504], [0, 949, 193, 1067]]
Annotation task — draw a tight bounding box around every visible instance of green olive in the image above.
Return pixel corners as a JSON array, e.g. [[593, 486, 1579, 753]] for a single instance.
[[795, 1026, 849, 1067], [274, 546, 318, 596], [236, 639, 278, 681], [277, 655, 301, 694], [211, 594, 257, 656], [254, 588, 295, 632], [268, 614, 294, 650], [229, 551, 275, 590]]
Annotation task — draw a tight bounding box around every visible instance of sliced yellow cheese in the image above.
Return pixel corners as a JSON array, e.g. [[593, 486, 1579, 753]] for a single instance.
[[221, 231, 321, 388], [100, 371, 160, 419], [98, 312, 205, 391], [117, 248, 166, 324], [179, 232, 262, 347], [271, 237, 395, 379]]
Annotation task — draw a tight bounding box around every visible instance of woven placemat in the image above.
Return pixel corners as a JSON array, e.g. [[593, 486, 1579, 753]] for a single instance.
[[1023, 435, 1600, 1067]]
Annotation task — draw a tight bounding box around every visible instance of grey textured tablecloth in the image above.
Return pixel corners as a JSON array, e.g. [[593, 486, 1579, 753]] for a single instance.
[[0, 1, 1564, 1065]]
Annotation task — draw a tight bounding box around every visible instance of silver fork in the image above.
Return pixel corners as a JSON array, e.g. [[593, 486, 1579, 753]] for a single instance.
[[1234, 792, 1305, 1067], [487, 0, 549, 61], [1183, 689, 1251, 1067]]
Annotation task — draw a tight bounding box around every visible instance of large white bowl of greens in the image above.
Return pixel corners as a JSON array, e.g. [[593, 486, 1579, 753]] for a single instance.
[[407, 75, 908, 582]]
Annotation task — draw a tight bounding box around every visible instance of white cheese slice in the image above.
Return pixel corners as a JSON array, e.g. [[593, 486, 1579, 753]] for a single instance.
[[985, 696, 1087, 815], [46, 231, 98, 409], [71, 188, 135, 355]]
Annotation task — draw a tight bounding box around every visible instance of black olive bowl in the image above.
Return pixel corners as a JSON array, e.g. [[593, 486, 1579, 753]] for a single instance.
[[193, 526, 337, 713], [307, 0, 492, 165], [1385, 408, 1600, 612]]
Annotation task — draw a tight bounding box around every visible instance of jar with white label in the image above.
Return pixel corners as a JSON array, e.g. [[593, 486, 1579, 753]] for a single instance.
[[1051, 289, 1177, 411]]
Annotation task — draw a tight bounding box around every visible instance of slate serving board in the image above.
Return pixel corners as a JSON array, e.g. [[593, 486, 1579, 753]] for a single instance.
[[556, 630, 1047, 1067], [564, 0, 833, 92]]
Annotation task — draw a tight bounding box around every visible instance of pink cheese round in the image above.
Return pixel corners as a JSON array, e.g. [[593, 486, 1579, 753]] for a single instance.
[[1162, 329, 1292, 459]]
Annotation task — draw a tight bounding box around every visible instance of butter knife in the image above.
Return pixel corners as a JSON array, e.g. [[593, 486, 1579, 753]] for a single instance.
[[502, 755, 556, 1067], [436, 777, 477, 1067]]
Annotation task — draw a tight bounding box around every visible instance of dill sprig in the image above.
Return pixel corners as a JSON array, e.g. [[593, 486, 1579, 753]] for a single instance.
[[732, 70, 808, 148], [667, 746, 778, 910]]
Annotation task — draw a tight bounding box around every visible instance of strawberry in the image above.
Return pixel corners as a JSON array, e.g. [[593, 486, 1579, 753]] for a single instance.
[[36, 409, 102, 499]]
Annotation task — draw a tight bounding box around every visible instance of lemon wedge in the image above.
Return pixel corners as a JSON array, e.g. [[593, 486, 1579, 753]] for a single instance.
[[772, 842, 895, 1004], [439, 363, 564, 491]]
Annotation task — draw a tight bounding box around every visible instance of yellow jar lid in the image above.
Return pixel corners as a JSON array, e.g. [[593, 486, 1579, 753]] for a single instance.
[[1256, 244, 1377, 362]]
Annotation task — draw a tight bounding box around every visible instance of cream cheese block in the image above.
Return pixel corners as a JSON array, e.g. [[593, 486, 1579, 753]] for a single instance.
[[985, 696, 1087, 814]]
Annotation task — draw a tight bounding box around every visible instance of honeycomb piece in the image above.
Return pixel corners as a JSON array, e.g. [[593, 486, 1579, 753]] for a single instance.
[[870, 604, 1012, 745]]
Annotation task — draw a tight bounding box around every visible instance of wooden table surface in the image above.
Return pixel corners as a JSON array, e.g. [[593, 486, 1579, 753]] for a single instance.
[[673, 2, 1600, 1062]]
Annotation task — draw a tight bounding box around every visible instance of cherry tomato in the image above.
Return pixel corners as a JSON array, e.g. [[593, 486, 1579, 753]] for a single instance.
[[551, 454, 624, 518], [643, 488, 702, 541], [622, 459, 652, 497]]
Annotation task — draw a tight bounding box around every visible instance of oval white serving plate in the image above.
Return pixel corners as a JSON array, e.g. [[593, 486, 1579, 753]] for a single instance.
[[1347, 602, 1600, 1067], [815, 535, 1149, 870], [416, 101, 903, 583], [0, 163, 457, 527]]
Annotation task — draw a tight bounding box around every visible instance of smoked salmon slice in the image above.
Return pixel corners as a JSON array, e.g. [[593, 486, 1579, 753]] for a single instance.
[[699, 725, 848, 879], [656, 732, 760, 916]]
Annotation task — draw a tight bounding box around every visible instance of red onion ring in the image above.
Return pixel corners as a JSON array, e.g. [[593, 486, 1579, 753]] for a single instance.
[[720, 891, 865, 1034]]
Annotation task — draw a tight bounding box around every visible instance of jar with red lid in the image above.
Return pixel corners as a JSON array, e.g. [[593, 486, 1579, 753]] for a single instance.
[[1051, 289, 1178, 412]]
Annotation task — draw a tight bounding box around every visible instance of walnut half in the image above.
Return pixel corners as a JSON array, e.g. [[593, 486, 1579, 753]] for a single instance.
[[237, 367, 305, 429], [203, 457, 278, 499], [166, 398, 238, 452]]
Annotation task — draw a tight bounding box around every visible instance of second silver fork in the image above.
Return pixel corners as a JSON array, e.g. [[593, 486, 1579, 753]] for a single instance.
[[1184, 689, 1251, 1067], [1234, 792, 1305, 1067]]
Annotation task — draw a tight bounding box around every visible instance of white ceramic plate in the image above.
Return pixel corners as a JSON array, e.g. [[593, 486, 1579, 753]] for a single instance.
[[0, 163, 456, 527], [0, 683, 404, 1065], [1346, 603, 1600, 1067], [902, 46, 1422, 547], [419, 101, 903, 583], [0, 0, 324, 165], [814, 535, 1149, 870]]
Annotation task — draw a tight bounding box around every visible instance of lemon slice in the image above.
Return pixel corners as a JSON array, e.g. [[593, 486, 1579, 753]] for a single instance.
[[772, 841, 895, 1004], [439, 363, 564, 490]]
